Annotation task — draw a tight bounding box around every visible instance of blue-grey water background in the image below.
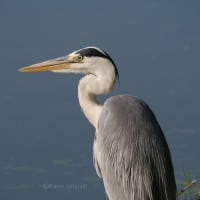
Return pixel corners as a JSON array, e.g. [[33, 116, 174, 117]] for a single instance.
[[0, 0, 200, 199]]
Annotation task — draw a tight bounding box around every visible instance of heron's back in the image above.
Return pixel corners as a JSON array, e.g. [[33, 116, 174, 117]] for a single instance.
[[93, 95, 176, 200]]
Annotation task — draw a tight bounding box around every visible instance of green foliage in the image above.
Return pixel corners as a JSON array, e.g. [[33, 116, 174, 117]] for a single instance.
[[82, 176, 101, 187], [177, 169, 200, 200], [2, 164, 47, 174]]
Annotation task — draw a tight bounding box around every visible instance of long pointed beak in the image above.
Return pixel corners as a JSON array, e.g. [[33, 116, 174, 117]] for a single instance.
[[18, 57, 72, 73]]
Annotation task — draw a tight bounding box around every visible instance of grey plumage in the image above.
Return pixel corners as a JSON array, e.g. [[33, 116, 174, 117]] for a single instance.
[[94, 95, 176, 200], [19, 46, 177, 200]]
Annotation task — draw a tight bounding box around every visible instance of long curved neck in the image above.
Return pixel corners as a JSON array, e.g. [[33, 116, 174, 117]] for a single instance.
[[78, 69, 116, 129], [78, 82, 102, 129]]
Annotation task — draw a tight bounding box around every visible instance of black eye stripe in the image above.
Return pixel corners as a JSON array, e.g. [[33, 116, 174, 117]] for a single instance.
[[75, 48, 106, 58], [75, 47, 119, 80]]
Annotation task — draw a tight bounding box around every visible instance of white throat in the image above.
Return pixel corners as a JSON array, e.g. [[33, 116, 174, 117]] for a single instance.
[[78, 61, 116, 129]]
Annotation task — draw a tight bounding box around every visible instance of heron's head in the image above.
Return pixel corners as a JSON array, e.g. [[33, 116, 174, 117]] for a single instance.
[[19, 47, 119, 79]]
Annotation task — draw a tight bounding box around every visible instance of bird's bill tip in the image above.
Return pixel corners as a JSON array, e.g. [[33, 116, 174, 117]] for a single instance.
[[18, 58, 72, 73]]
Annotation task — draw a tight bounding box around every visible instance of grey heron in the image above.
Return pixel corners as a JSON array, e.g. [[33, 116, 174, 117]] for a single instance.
[[19, 46, 177, 200]]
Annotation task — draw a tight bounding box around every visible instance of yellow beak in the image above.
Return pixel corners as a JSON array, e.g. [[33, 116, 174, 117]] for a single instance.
[[18, 57, 72, 73]]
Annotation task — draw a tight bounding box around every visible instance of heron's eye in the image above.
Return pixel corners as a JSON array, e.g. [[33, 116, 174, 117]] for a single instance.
[[75, 55, 84, 62]]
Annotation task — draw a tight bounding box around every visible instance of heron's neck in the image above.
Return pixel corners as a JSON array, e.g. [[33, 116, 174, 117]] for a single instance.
[[78, 87, 102, 129], [78, 73, 115, 129]]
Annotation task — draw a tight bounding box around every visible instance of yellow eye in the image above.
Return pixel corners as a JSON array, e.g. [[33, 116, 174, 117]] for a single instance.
[[76, 55, 84, 62]]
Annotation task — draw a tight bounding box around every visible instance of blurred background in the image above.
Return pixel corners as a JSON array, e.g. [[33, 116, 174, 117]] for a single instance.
[[0, 0, 200, 199]]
